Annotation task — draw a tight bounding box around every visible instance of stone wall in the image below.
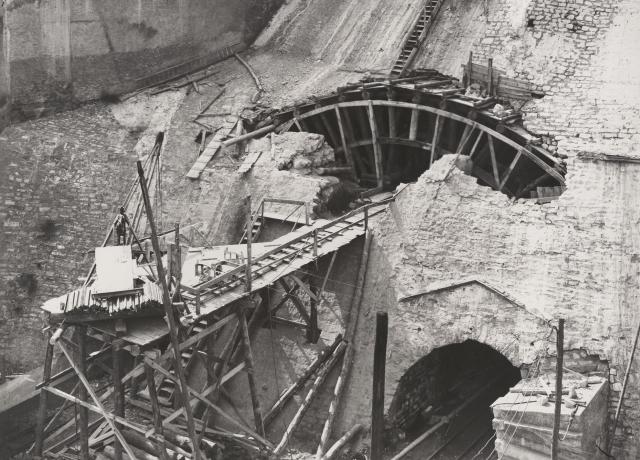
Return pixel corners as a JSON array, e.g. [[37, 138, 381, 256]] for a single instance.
[[473, 0, 638, 153], [339, 152, 640, 458], [0, 103, 139, 373], [353, 0, 640, 456], [2, 0, 282, 120]]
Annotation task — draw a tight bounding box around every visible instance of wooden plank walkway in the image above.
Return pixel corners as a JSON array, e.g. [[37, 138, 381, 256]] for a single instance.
[[90, 201, 390, 347], [182, 205, 388, 319], [186, 120, 238, 179]]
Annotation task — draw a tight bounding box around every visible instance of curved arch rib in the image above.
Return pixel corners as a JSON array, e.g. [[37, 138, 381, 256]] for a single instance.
[[291, 100, 565, 185]]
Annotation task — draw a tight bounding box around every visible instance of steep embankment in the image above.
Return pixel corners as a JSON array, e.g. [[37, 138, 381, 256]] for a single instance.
[[249, 0, 424, 107]]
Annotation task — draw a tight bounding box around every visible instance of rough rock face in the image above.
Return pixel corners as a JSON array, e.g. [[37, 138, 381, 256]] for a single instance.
[[271, 132, 335, 172]]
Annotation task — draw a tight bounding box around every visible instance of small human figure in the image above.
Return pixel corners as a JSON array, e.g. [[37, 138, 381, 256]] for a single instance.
[[113, 207, 127, 245]]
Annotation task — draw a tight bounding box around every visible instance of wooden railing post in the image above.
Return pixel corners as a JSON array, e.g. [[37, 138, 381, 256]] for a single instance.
[[245, 195, 252, 293], [313, 229, 318, 258], [238, 307, 265, 436], [260, 200, 265, 226]]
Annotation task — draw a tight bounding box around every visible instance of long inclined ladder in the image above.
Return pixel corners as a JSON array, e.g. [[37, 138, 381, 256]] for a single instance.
[[390, 0, 443, 77]]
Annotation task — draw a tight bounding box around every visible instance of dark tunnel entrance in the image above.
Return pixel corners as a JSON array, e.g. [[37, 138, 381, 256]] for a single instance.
[[386, 340, 521, 460]]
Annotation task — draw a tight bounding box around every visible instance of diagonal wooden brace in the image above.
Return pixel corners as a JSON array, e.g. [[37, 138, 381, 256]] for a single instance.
[[56, 341, 138, 459]]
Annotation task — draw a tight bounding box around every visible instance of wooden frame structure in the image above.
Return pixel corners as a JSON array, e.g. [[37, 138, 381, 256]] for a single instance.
[[33, 172, 393, 459], [267, 70, 566, 200]]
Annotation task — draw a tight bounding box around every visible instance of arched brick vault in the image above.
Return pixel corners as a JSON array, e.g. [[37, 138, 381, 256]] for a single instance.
[[383, 278, 553, 413], [270, 77, 566, 196]]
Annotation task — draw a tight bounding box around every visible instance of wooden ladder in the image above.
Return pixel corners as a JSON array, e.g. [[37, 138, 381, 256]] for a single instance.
[[150, 319, 209, 407], [390, 0, 443, 77], [239, 206, 264, 245]]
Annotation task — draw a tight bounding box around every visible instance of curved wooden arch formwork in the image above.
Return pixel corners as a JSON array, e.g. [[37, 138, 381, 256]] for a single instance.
[[276, 97, 566, 198]]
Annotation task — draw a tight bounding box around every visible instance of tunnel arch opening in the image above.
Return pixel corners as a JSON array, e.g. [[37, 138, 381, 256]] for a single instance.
[[386, 339, 522, 459]]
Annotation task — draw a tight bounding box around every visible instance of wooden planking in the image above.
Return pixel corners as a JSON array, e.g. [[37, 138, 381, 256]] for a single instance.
[[237, 150, 263, 174], [189, 208, 388, 321], [462, 63, 542, 100], [187, 121, 238, 179], [103, 207, 387, 348]]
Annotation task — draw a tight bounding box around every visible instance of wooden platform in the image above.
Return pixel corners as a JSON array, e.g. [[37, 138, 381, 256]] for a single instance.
[[84, 202, 389, 348]]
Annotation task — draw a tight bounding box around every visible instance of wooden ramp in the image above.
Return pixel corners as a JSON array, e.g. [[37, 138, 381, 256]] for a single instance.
[[86, 200, 390, 348], [186, 121, 238, 180], [181, 201, 389, 319]]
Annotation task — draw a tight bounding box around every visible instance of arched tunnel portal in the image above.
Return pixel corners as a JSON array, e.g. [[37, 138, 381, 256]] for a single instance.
[[386, 339, 522, 459]]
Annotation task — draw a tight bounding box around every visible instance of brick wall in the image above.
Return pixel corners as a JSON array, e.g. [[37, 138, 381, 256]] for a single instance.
[[0, 103, 138, 373]]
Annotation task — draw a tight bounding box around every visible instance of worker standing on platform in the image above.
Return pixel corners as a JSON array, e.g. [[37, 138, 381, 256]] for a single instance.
[[113, 207, 127, 245]]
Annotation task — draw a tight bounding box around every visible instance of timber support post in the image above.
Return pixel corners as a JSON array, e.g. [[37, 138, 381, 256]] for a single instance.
[[306, 285, 321, 344], [144, 358, 170, 460], [78, 326, 90, 459], [174, 222, 182, 300], [113, 339, 125, 460], [136, 160, 202, 460], [238, 307, 265, 436], [371, 312, 388, 460], [551, 318, 565, 460], [245, 195, 252, 293], [487, 58, 494, 96], [34, 332, 55, 457]]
